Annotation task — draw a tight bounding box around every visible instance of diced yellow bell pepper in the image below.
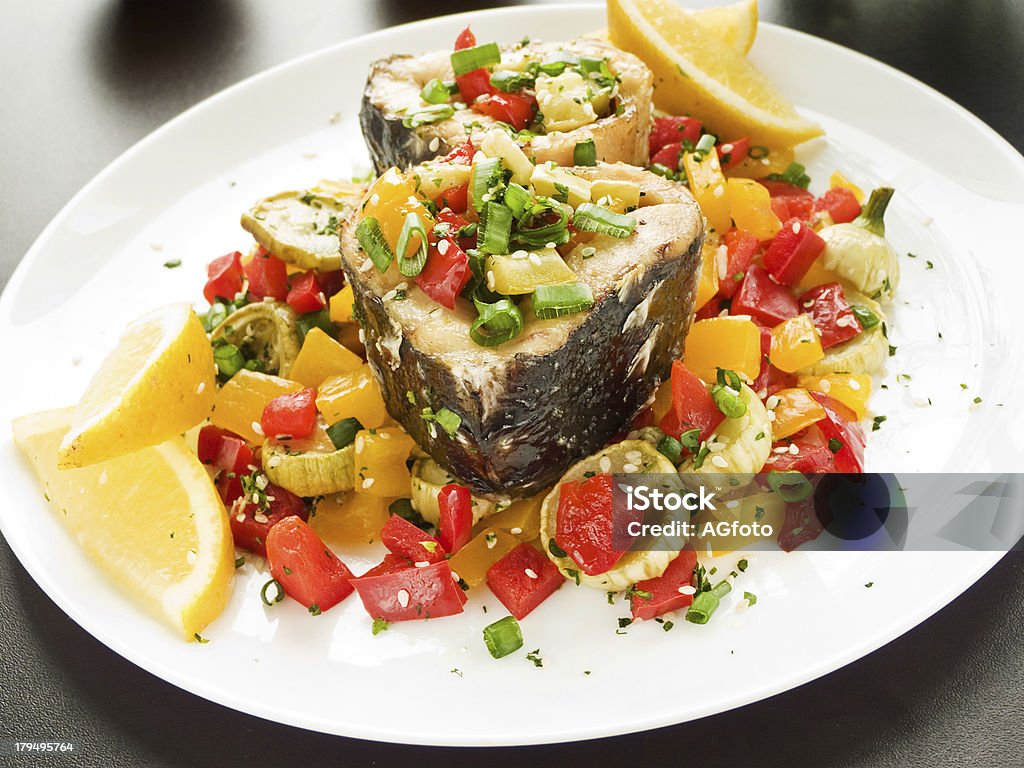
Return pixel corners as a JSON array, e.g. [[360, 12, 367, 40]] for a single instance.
[[316, 365, 387, 429], [682, 149, 731, 235], [361, 168, 435, 250], [590, 179, 641, 214], [726, 146, 796, 180], [530, 164, 591, 208], [311, 492, 391, 545], [211, 369, 302, 444], [288, 327, 363, 388], [652, 379, 674, 423], [770, 314, 824, 373], [482, 495, 543, 542], [694, 240, 720, 312], [354, 428, 415, 497], [448, 527, 520, 586], [727, 178, 782, 241], [797, 374, 872, 420], [329, 283, 355, 324], [691, 492, 785, 557], [683, 317, 761, 382], [829, 170, 865, 204], [770, 388, 827, 440], [796, 257, 844, 293]]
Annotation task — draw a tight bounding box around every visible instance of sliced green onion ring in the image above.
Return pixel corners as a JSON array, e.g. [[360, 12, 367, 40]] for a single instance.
[[401, 104, 455, 129], [503, 182, 533, 219], [479, 202, 513, 255], [261, 578, 284, 607], [355, 215, 394, 272], [470, 297, 523, 347], [420, 78, 456, 104], [395, 212, 429, 277], [471, 156, 505, 213], [573, 138, 597, 167], [450, 42, 502, 76], [532, 282, 594, 319], [572, 202, 636, 238], [326, 417, 364, 450], [514, 199, 570, 247], [490, 70, 535, 92], [767, 470, 814, 503], [482, 615, 524, 659]]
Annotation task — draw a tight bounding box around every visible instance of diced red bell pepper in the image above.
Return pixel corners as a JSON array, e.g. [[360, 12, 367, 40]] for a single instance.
[[799, 282, 863, 349], [203, 251, 244, 304], [630, 549, 699, 621], [758, 179, 814, 199], [731, 264, 800, 326], [436, 208, 475, 251], [454, 26, 476, 50], [815, 187, 861, 224], [286, 271, 326, 315], [763, 218, 826, 286], [438, 182, 469, 214], [809, 391, 866, 473], [763, 424, 836, 474], [380, 514, 446, 564], [717, 228, 760, 299], [650, 141, 683, 170], [317, 270, 346, 300], [632, 406, 655, 429], [554, 474, 638, 576], [360, 553, 413, 579], [351, 560, 465, 621], [649, 116, 702, 155], [416, 227, 472, 310], [660, 360, 724, 443], [440, 140, 475, 165], [486, 543, 563, 620], [261, 387, 318, 441], [197, 425, 256, 504], [231, 485, 308, 557], [244, 248, 290, 301], [778, 497, 824, 552], [771, 195, 816, 223], [267, 516, 355, 613], [695, 295, 729, 321], [716, 137, 750, 172], [437, 484, 473, 554], [472, 92, 536, 131], [752, 324, 797, 397], [456, 68, 494, 103]]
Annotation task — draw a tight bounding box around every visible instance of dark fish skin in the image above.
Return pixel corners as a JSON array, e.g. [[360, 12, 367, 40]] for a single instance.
[[360, 86, 438, 173], [342, 230, 702, 498]]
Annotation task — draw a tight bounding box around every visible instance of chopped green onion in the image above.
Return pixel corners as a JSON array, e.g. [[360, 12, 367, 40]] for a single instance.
[[748, 145, 770, 160], [326, 417, 363, 450], [490, 70, 535, 92], [767, 470, 814, 502], [213, 343, 245, 380], [479, 202, 513, 254], [372, 617, 389, 635], [685, 580, 731, 624], [420, 78, 457, 104], [850, 305, 881, 329], [647, 162, 677, 179], [395, 212, 429, 277], [483, 615, 524, 659], [854, 186, 895, 237], [401, 104, 455, 128], [692, 134, 717, 160], [532, 282, 594, 319], [513, 200, 570, 248], [711, 378, 746, 419], [470, 298, 524, 347], [766, 161, 811, 190], [572, 203, 636, 238], [450, 42, 502, 76], [260, 579, 284, 607], [471, 156, 505, 213], [743, 591, 757, 606], [355, 215, 394, 272], [573, 139, 597, 166], [548, 538, 568, 558], [295, 308, 335, 344], [657, 435, 683, 464], [679, 428, 701, 452], [504, 183, 533, 219]]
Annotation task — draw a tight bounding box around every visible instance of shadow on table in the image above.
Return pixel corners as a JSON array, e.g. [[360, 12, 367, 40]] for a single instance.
[[6, 534, 1024, 767]]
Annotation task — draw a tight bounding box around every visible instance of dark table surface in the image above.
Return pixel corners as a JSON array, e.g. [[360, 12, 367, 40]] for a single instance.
[[2, 1, 1023, 766]]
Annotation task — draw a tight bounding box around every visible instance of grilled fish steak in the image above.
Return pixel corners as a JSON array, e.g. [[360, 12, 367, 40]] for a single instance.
[[360, 38, 652, 173], [339, 164, 703, 497]]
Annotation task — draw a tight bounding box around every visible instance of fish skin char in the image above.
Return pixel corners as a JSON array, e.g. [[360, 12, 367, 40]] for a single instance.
[[338, 165, 703, 498], [360, 38, 653, 173]]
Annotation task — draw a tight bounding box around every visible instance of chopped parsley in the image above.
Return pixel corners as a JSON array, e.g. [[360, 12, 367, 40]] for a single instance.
[[525, 649, 544, 668]]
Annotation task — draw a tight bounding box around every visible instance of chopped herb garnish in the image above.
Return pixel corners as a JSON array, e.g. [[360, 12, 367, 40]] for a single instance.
[[525, 649, 544, 668], [372, 617, 389, 635], [163, 259, 182, 269]]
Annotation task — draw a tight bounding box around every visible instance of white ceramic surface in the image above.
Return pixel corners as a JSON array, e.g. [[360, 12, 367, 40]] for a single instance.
[[1, 4, 1023, 746]]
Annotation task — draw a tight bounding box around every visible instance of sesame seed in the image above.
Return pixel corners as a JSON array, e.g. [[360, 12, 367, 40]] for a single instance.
[[438, 239, 450, 255], [725, 500, 740, 509], [623, 463, 639, 473], [773, 446, 790, 454], [486, 271, 496, 290], [766, 395, 780, 410], [512, 249, 528, 260], [545, 242, 556, 249], [708, 442, 725, 453], [529, 253, 543, 267], [382, 289, 397, 302], [510, 527, 523, 535], [678, 585, 696, 595], [848, 379, 861, 391], [450, 571, 460, 582], [255, 474, 269, 490], [524, 568, 538, 579], [802, 299, 815, 309], [819, 379, 832, 393], [369, 194, 380, 206], [789, 444, 800, 455], [251, 421, 264, 436], [414, 561, 429, 568], [713, 185, 725, 198], [236, 513, 246, 523], [711, 455, 729, 468], [625, 450, 643, 464], [793, 222, 802, 234], [196, 382, 206, 395], [428, 137, 441, 152], [362, 478, 375, 489], [767, 411, 776, 422], [254, 513, 269, 524], [266, 456, 282, 469], [360, 258, 373, 273], [581, 246, 596, 258], [721, 143, 734, 154], [397, 589, 410, 607], [599, 456, 612, 473]]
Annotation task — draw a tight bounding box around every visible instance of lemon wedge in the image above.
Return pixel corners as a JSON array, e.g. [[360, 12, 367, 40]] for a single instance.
[[13, 407, 234, 639], [608, 0, 824, 148], [688, 0, 759, 55], [57, 303, 216, 469]]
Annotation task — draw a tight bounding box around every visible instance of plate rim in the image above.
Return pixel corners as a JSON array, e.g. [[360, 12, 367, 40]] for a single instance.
[[0, 3, 1019, 746]]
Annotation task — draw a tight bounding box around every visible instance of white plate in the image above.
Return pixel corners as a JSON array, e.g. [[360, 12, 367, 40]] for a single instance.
[[2, 4, 1023, 747]]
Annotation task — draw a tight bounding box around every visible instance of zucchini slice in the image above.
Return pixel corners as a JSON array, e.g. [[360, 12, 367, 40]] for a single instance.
[[209, 301, 301, 378]]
